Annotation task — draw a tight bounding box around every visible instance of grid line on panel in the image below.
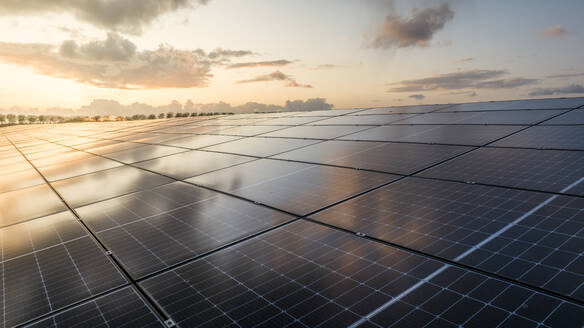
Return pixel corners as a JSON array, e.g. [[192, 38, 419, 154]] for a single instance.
[[3, 136, 171, 327]]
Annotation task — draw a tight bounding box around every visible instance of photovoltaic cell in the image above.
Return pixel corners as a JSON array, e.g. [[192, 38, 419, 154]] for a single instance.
[[38, 156, 123, 182], [210, 125, 286, 137], [103, 144, 186, 164], [203, 137, 321, 157], [134, 150, 256, 179], [52, 166, 174, 208], [24, 287, 164, 328], [392, 110, 565, 125], [418, 147, 584, 195], [355, 104, 448, 115], [156, 134, 241, 149], [340, 125, 522, 146], [310, 114, 414, 126], [0, 168, 45, 193], [255, 116, 329, 125], [188, 159, 399, 215], [92, 192, 294, 277], [542, 108, 584, 125], [273, 140, 472, 175], [1, 218, 127, 327], [0, 184, 67, 227], [492, 125, 584, 150], [438, 98, 584, 112], [140, 220, 584, 328], [259, 125, 373, 139]]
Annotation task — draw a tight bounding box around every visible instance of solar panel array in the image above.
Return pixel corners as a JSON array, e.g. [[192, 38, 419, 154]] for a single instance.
[[1, 97, 584, 327]]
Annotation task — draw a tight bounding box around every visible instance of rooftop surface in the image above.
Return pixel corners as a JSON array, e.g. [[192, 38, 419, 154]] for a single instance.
[[2, 97, 584, 327]]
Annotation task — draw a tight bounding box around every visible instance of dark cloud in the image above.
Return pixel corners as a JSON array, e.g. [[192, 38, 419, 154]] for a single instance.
[[546, 72, 584, 79], [543, 25, 567, 38], [0, 34, 252, 89], [528, 84, 584, 96], [409, 94, 425, 100], [387, 69, 538, 92], [227, 59, 292, 69], [369, 3, 454, 48], [0, 0, 209, 34], [236, 70, 312, 88]]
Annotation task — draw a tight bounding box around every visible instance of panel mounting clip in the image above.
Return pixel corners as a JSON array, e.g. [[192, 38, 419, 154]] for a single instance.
[[356, 232, 366, 237], [165, 318, 176, 327], [465, 181, 475, 184], [105, 250, 113, 256]]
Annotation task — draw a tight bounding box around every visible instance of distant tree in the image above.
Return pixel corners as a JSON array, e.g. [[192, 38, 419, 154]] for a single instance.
[[38, 115, 46, 123], [0, 114, 5, 123], [28, 115, 37, 123], [7, 114, 16, 123], [93, 115, 101, 121], [158, 113, 165, 119], [17, 114, 26, 123], [131, 114, 140, 120], [55, 116, 65, 123], [190, 112, 197, 117], [148, 114, 156, 119], [166, 112, 174, 118]]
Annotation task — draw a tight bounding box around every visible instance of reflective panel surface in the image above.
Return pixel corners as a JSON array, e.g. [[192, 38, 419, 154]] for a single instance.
[[0, 184, 67, 227], [134, 150, 256, 179], [340, 125, 522, 146], [393, 110, 565, 125], [492, 125, 584, 150], [141, 220, 584, 328], [259, 125, 372, 139], [273, 140, 472, 174], [204, 137, 320, 157], [418, 147, 584, 195], [52, 166, 174, 208], [188, 159, 399, 215]]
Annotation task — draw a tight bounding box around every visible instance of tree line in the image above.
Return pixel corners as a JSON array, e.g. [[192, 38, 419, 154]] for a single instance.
[[0, 112, 234, 125]]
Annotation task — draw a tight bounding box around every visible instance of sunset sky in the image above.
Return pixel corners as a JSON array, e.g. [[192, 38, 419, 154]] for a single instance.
[[0, 0, 583, 112]]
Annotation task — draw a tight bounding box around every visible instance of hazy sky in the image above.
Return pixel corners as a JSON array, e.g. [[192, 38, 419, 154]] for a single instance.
[[0, 0, 583, 111]]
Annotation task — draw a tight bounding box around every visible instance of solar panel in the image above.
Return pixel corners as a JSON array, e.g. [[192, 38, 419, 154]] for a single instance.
[[52, 166, 174, 208], [140, 220, 584, 328], [340, 125, 522, 146], [542, 108, 584, 125], [310, 114, 414, 125], [259, 125, 373, 139], [38, 156, 123, 182], [492, 126, 584, 150], [1, 212, 127, 327], [418, 147, 584, 195], [203, 137, 321, 157], [438, 98, 584, 112], [392, 110, 566, 125], [209, 125, 286, 137], [188, 159, 399, 215], [2, 97, 584, 327], [310, 177, 584, 300], [24, 287, 164, 328], [0, 184, 68, 227], [133, 150, 256, 179], [103, 144, 186, 164], [0, 168, 45, 193], [273, 140, 472, 175], [85, 191, 293, 278], [157, 134, 241, 149]]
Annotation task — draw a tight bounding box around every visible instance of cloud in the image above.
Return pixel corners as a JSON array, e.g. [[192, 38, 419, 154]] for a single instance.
[[0, 34, 253, 89], [528, 84, 584, 96], [543, 25, 567, 38], [227, 59, 292, 69], [0, 0, 209, 34], [453, 57, 475, 64], [236, 70, 312, 88], [409, 94, 425, 100], [387, 69, 538, 92], [313, 64, 344, 70], [546, 72, 584, 79], [369, 3, 454, 48]]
